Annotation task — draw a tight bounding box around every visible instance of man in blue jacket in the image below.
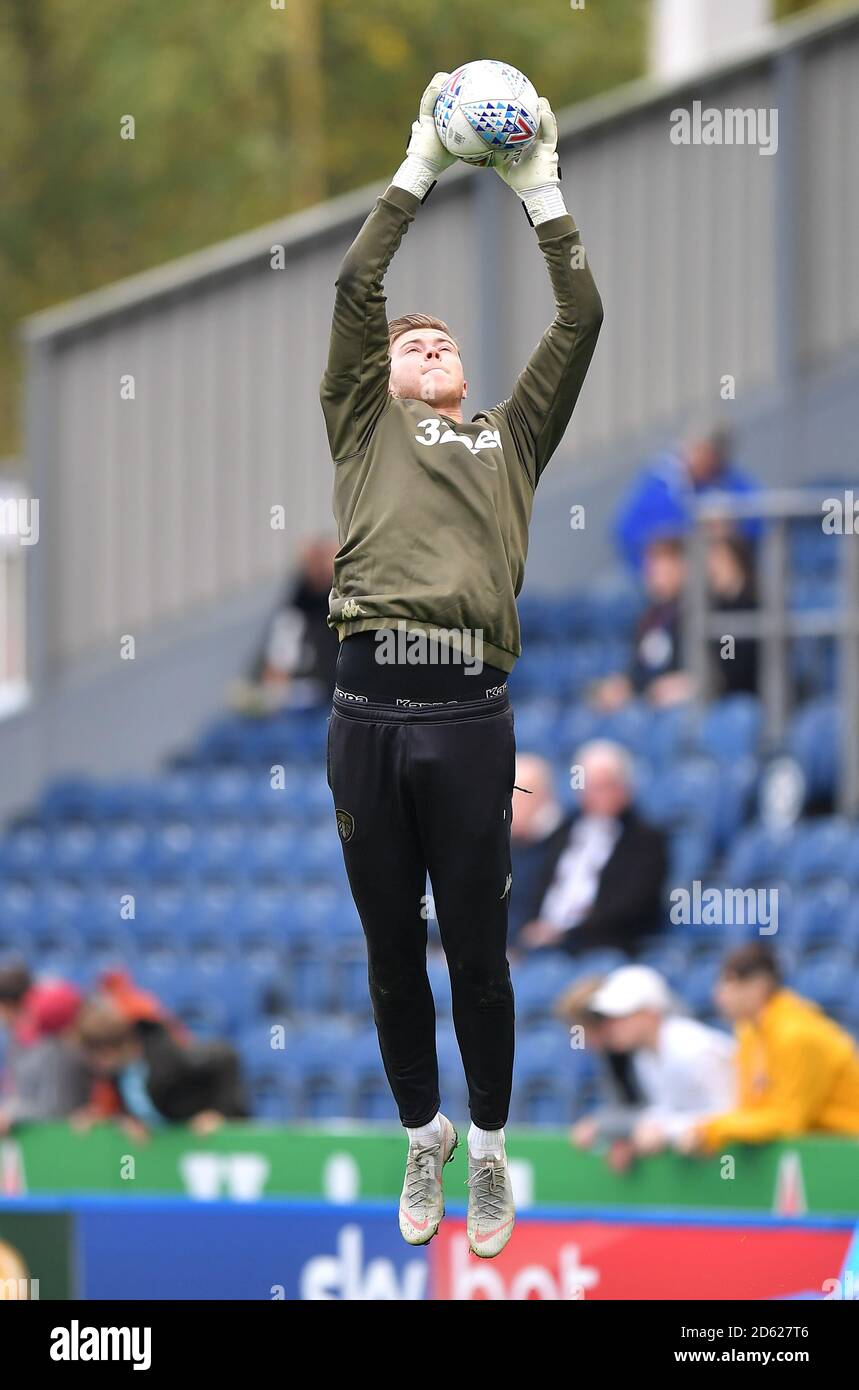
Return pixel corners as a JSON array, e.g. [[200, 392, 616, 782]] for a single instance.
[[615, 426, 761, 575]]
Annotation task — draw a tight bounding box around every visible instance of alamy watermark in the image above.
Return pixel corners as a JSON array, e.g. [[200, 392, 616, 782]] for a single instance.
[[822, 491, 859, 534], [670, 101, 778, 156], [670, 882, 778, 935], [374, 621, 484, 674]]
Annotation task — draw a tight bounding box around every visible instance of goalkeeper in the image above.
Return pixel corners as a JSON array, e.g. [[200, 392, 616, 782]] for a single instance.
[[320, 73, 603, 1258]]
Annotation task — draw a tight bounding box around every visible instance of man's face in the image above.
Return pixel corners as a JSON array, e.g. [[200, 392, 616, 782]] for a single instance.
[[580, 756, 630, 819], [685, 437, 721, 484], [644, 543, 686, 602], [605, 1010, 651, 1052], [389, 329, 467, 412], [715, 974, 769, 1023]]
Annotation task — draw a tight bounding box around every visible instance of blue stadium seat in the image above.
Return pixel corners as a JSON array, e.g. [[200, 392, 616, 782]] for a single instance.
[[510, 953, 581, 1025], [556, 703, 601, 755], [237, 1021, 299, 1122], [132, 963, 244, 1037], [575, 580, 642, 640], [97, 821, 150, 875], [696, 696, 762, 763], [282, 1019, 360, 1119], [1, 819, 50, 875], [839, 901, 859, 957], [285, 947, 333, 1016], [329, 939, 372, 1020], [637, 759, 720, 881], [637, 940, 692, 984], [668, 827, 716, 884], [645, 703, 698, 767], [512, 1025, 580, 1125], [786, 818, 855, 886], [724, 823, 796, 886], [434, 1023, 469, 1115], [196, 767, 256, 816], [510, 697, 563, 759], [8, 555, 859, 1131], [791, 950, 855, 1014], [710, 757, 758, 852], [597, 701, 653, 758], [28, 924, 85, 975], [425, 952, 453, 1020], [196, 819, 252, 876], [789, 882, 852, 952], [787, 699, 839, 804], [681, 957, 722, 1014], [39, 776, 102, 822], [347, 1025, 398, 1122]]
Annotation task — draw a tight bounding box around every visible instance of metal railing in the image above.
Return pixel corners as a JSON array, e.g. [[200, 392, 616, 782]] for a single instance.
[[684, 488, 859, 815], [0, 481, 30, 716]]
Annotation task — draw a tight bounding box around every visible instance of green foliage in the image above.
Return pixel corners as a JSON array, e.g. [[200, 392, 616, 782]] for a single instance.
[[0, 0, 845, 451]]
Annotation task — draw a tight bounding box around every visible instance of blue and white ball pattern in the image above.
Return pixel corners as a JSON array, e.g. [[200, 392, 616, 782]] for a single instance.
[[434, 61, 540, 167]]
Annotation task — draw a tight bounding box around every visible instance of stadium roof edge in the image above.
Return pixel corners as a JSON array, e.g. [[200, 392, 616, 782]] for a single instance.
[[22, 1, 859, 346]]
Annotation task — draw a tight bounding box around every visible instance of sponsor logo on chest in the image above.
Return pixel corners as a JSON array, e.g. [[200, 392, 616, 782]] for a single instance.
[[415, 417, 501, 469]]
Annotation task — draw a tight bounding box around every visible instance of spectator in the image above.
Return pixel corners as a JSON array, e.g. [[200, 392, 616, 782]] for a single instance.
[[614, 426, 760, 576], [557, 975, 646, 1173], [594, 533, 760, 712], [72, 998, 249, 1138], [598, 536, 692, 709], [583, 966, 735, 1158], [232, 535, 339, 713], [516, 741, 668, 957], [0, 964, 89, 1132], [509, 754, 567, 943], [707, 534, 759, 696], [680, 945, 859, 1152]]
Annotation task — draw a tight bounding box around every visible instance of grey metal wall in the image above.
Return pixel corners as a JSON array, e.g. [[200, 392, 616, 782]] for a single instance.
[[22, 6, 859, 681]]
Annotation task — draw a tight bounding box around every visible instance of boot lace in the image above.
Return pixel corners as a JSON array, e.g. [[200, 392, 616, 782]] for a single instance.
[[405, 1142, 440, 1212], [466, 1159, 504, 1224]]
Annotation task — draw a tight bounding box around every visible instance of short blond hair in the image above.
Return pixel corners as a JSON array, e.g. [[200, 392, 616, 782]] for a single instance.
[[388, 313, 459, 351]]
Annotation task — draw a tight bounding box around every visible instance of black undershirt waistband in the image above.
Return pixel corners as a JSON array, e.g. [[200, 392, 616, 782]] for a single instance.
[[335, 631, 509, 707]]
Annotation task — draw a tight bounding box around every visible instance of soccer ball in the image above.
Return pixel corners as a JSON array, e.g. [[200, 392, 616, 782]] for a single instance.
[[434, 61, 540, 167]]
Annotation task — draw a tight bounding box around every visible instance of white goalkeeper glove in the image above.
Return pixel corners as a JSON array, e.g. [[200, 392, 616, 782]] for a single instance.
[[491, 97, 567, 225], [392, 72, 455, 201]]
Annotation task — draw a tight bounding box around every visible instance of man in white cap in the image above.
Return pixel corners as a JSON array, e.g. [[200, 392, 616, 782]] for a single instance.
[[585, 965, 736, 1155]]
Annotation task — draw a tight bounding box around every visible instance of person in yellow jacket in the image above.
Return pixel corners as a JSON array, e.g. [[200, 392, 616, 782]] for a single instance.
[[679, 943, 859, 1152]]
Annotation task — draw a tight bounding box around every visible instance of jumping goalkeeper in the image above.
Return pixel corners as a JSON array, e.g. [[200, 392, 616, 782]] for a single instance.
[[320, 73, 603, 1258]]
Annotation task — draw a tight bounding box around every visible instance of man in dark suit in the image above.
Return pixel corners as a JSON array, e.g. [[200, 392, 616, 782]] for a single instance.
[[514, 741, 667, 957]]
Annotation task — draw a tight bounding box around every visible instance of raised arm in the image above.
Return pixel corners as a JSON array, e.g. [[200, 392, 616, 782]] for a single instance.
[[491, 100, 603, 487], [319, 74, 453, 463]]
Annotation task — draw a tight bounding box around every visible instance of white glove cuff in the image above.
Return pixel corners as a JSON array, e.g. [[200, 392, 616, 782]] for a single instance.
[[392, 155, 438, 201], [521, 184, 567, 226]]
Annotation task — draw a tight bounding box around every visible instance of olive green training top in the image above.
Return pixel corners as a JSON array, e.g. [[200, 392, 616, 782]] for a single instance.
[[319, 182, 603, 674]]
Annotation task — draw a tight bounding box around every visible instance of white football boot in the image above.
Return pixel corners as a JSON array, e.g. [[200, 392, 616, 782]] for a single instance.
[[466, 1148, 516, 1258], [398, 1113, 459, 1246]]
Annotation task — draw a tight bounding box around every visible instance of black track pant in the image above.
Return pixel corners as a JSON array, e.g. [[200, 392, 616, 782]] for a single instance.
[[327, 689, 516, 1129]]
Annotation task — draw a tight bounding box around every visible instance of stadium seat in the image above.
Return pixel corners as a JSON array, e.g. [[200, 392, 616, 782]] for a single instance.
[[696, 695, 762, 763], [787, 698, 840, 805], [434, 1023, 469, 1115], [425, 952, 453, 1020], [282, 1019, 361, 1119], [510, 953, 582, 1025], [791, 819, 858, 886], [512, 1024, 581, 1125], [790, 950, 855, 1015], [347, 1025, 398, 1122], [6, 552, 858, 1133], [789, 882, 852, 952], [724, 823, 797, 886]]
